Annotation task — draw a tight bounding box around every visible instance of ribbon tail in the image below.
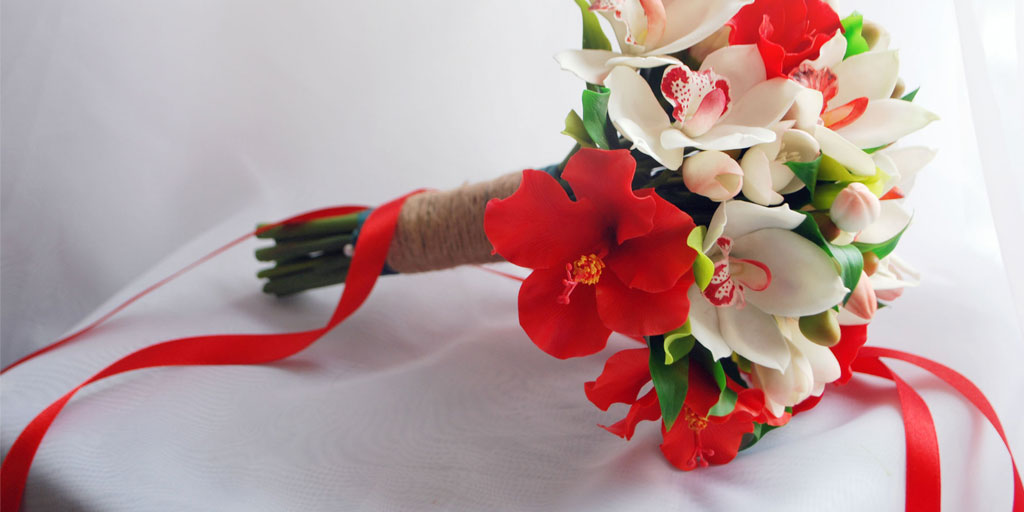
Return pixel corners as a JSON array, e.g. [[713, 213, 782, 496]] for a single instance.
[[852, 354, 941, 512], [859, 347, 1024, 511], [0, 193, 424, 511]]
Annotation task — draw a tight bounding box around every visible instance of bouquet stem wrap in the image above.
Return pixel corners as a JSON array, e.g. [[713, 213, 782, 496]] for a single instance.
[[386, 172, 521, 273]]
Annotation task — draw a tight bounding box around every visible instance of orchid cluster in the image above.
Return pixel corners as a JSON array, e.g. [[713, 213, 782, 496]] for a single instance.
[[483, 0, 936, 470]]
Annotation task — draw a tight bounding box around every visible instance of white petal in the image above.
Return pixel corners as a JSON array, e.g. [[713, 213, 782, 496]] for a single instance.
[[837, 308, 871, 326], [836, 99, 940, 149], [717, 304, 791, 371], [686, 123, 777, 151], [862, 19, 891, 51], [814, 125, 877, 176], [830, 50, 900, 107], [704, 202, 728, 253], [773, 160, 805, 194], [808, 33, 847, 69], [686, 285, 734, 360], [857, 200, 912, 244], [740, 147, 785, 206], [647, 0, 756, 56], [606, 66, 685, 169], [699, 44, 765, 99], [719, 201, 806, 241], [752, 350, 811, 406], [733, 229, 848, 317], [873, 153, 901, 195], [787, 88, 825, 132], [879, 146, 937, 194], [682, 150, 744, 201], [782, 317, 841, 384], [554, 49, 618, 85], [720, 78, 804, 128], [606, 54, 684, 71]]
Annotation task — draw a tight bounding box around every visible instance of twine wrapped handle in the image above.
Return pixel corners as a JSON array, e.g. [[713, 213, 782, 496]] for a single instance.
[[386, 172, 522, 273]]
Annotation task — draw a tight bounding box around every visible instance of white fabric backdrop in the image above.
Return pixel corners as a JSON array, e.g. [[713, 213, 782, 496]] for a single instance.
[[2, 1, 1022, 510]]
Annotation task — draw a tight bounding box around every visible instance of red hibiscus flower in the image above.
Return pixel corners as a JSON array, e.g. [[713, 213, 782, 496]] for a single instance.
[[484, 149, 697, 359], [584, 347, 783, 470], [727, 0, 843, 79]]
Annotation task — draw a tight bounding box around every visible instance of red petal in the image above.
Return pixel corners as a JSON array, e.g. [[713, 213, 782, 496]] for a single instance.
[[605, 190, 697, 293], [823, 97, 870, 130], [830, 324, 869, 384], [584, 348, 652, 411], [602, 389, 661, 440], [684, 361, 722, 417], [791, 394, 823, 415], [595, 270, 693, 337], [701, 412, 757, 465], [484, 169, 607, 270], [756, 17, 787, 79], [659, 421, 700, 470], [518, 268, 612, 359], [561, 149, 656, 245]]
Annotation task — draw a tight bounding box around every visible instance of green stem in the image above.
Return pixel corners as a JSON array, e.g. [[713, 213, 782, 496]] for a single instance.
[[254, 234, 353, 262], [256, 253, 350, 279], [256, 213, 361, 241], [263, 268, 349, 296]]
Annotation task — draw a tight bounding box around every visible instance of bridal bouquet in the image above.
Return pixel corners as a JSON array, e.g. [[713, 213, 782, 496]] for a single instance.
[[5, 1, 1021, 510], [255, 0, 937, 470]]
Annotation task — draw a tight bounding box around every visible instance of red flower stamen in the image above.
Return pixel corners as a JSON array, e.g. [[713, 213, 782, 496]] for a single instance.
[[683, 407, 714, 469], [557, 254, 605, 304]]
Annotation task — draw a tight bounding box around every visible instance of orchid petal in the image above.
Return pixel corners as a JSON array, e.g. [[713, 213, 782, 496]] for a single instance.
[[830, 50, 900, 107], [686, 285, 734, 361], [808, 32, 847, 69], [554, 49, 619, 85], [879, 146, 936, 194], [606, 66, 685, 169], [719, 77, 804, 128], [784, 318, 842, 385], [857, 200, 912, 244], [787, 87, 826, 132], [648, 0, 757, 56], [740, 146, 785, 206], [699, 44, 765, 99], [717, 303, 791, 371], [717, 201, 805, 242], [836, 99, 940, 149], [733, 229, 848, 317], [686, 123, 777, 151], [814, 125, 876, 176]]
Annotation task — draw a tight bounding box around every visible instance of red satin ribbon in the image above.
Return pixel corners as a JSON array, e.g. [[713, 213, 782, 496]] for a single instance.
[[0, 192, 424, 511], [853, 346, 1023, 512]]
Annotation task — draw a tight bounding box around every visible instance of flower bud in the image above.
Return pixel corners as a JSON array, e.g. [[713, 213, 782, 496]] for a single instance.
[[844, 271, 878, 320], [799, 310, 842, 347], [862, 251, 880, 276], [830, 182, 881, 232], [682, 150, 743, 202]]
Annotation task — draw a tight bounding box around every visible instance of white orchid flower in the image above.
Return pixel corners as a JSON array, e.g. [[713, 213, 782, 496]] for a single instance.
[[605, 44, 816, 169], [555, 0, 755, 85], [751, 317, 841, 416], [786, 33, 939, 176], [740, 121, 820, 206], [687, 201, 848, 371]]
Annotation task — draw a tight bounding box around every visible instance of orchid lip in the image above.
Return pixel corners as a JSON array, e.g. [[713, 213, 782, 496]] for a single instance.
[[702, 237, 773, 308]]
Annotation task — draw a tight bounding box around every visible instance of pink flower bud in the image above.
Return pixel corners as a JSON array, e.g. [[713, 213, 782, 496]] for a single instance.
[[682, 150, 743, 202], [845, 271, 878, 320], [830, 182, 881, 232]]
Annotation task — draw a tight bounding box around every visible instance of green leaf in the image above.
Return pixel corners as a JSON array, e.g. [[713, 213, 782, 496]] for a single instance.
[[792, 213, 864, 303], [663, 323, 695, 365], [852, 221, 910, 260], [572, 0, 612, 51], [708, 388, 738, 417], [739, 422, 782, 451], [901, 87, 920, 102], [582, 88, 615, 150], [841, 13, 869, 59], [687, 226, 715, 290], [561, 110, 596, 148], [648, 335, 689, 431], [785, 156, 822, 199], [691, 345, 738, 417], [863, 145, 887, 154]]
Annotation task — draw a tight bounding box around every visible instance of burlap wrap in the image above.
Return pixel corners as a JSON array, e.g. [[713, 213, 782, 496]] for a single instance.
[[385, 172, 523, 273]]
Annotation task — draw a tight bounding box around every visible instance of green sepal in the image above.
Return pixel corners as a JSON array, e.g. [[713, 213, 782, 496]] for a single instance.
[[582, 87, 617, 150], [793, 213, 864, 303], [663, 323, 696, 365], [852, 221, 910, 260], [901, 87, 920, 102], [785, 156, 822, 199], [841, 13, 870, 59], [687, 226, 715, 290], [561, 110, 596, 148], [648, 335, 689, 431], [572, 0, 612, 52]]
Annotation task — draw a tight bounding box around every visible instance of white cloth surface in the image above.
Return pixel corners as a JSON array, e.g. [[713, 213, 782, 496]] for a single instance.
[[2, 0, 1023, 511]]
